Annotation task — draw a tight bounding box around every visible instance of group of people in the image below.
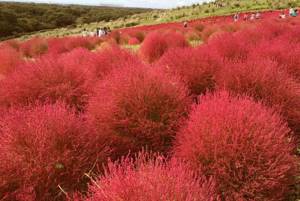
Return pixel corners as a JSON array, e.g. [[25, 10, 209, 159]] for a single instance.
[[234, 8, 299, 22], [279, 8, 298, 19], [96, 27, 111, 37], [82, 27, 112, 37], [233, 12, 261, 22]]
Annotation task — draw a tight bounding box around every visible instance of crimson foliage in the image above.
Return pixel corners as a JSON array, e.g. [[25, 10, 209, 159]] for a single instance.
[[175, 91, 296, 201], [84, 152, 219, 201], [91, 47, 141, 79], [216, 59, 300, 134], [20, 37, 48, 58], [139, 31, 189, 63], [0, 53, 93, 111], [0, 103, 109, 201], [0, 46, 22, 75], [158, 47, 220, 96], [87, 65, 190, 157]]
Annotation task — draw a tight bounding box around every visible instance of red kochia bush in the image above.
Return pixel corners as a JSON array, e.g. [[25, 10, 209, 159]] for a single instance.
[[0, 54, 93, 111], [249, 40, 300, 81], [88, 65, 190, 157], [0, 103, 108, 201], [207, 32, 251, 62], [84, 153, 219, 201], [91, 46, 142, 79], [139, 31, 189, 63], [175, 91, 296, 201], [58, 48, 97, 79], [128, 37, 140, 45], [20, 37, 48, 58], [0, 46, 22, 75], [158, 47, 220, 96], [64, 37, 98, 52], [217, 59, 300, 134], [47, 37, 101, 55], [0, 40, 20, 51], [129, 31, 145, 42]]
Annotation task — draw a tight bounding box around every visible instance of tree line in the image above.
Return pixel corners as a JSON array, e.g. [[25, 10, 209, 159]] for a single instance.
[[0, 2, 151, 40]]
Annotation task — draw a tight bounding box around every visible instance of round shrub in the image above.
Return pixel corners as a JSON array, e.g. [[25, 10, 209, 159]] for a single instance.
[[0, 40, 20, 51], [47, 37, 101, 55], [47, 37, 69, 55], [87, 65, 190, 157], [200, 25, 219, 42], [0, 103, 109, 201], [0, 54, 93, 111], [185, 30, 202, 41], [248, 40, 300, 81], [84, 152, 219, 201], [58, 48, 97, 79], [128, 37, 140, 45], [175, 91, 296, 201], [158, 47, 220, 96], [139, 31, 189, 63], [194, 23, 205, 32], [20, 37, 48, 58], [0, 46, 22, 75], [216, 59, 300, 135], [207, 32, 251, 62], [129, 31, 145, 43], [92, 46, 142, 79], [64, 37, 97, 52]]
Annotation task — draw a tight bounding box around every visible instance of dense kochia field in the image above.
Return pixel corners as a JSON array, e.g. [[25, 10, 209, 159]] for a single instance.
[[0, 10, 299, 201]]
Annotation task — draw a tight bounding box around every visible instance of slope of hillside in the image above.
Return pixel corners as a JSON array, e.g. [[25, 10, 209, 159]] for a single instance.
[[18, 0, 300, 40], [0, 5, 300, 200], [0, 2, 152, 41]]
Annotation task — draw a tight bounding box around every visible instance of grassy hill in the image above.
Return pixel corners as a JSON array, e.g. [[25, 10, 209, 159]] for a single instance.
[[0, 2, 151, 41], [10, 0, 300, 40]]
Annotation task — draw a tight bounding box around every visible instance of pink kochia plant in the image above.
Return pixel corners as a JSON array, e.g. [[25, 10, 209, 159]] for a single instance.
[[158, 47, 220, 96], [0, 53, 93, 111], [128, 37, 140, 45], [217, 59, 300, 134], [91, 47, 142, 79], [20, 37, 48, 58], [175, 91, 296, 201], [139, 31, 189, 63], [0, 46, 22, 75], [88, 65, 190, 157], [0, 103, 109, 201], [84, 152, 219, 201]]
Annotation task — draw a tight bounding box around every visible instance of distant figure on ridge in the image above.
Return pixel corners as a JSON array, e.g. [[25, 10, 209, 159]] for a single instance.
[[107, 27, 112, 33], [243, 14, 248, 21], [289, 8, 298, 17], [255, 12, 261, 19], [97, 28, 105, 37], [183, 21, 188, 28], [233, 13, 239, 22], [294, 9, 299, 17], [82, 28, 88, 37], [250, 13, 255, 21], [279, 11, 286, 19], [103, 27, 108, 35]]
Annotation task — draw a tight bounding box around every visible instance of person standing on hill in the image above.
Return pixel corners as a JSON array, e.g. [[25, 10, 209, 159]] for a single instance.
[[279, 11, 286, 19], [255, 12, 261, 19], [82, 28, 88, 37], [294, 9, 299, 17], [289, 8, 298, 17], [103, 27, 108, 35], [183, 21, 188, 28], [233, 13, 239, 22]]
